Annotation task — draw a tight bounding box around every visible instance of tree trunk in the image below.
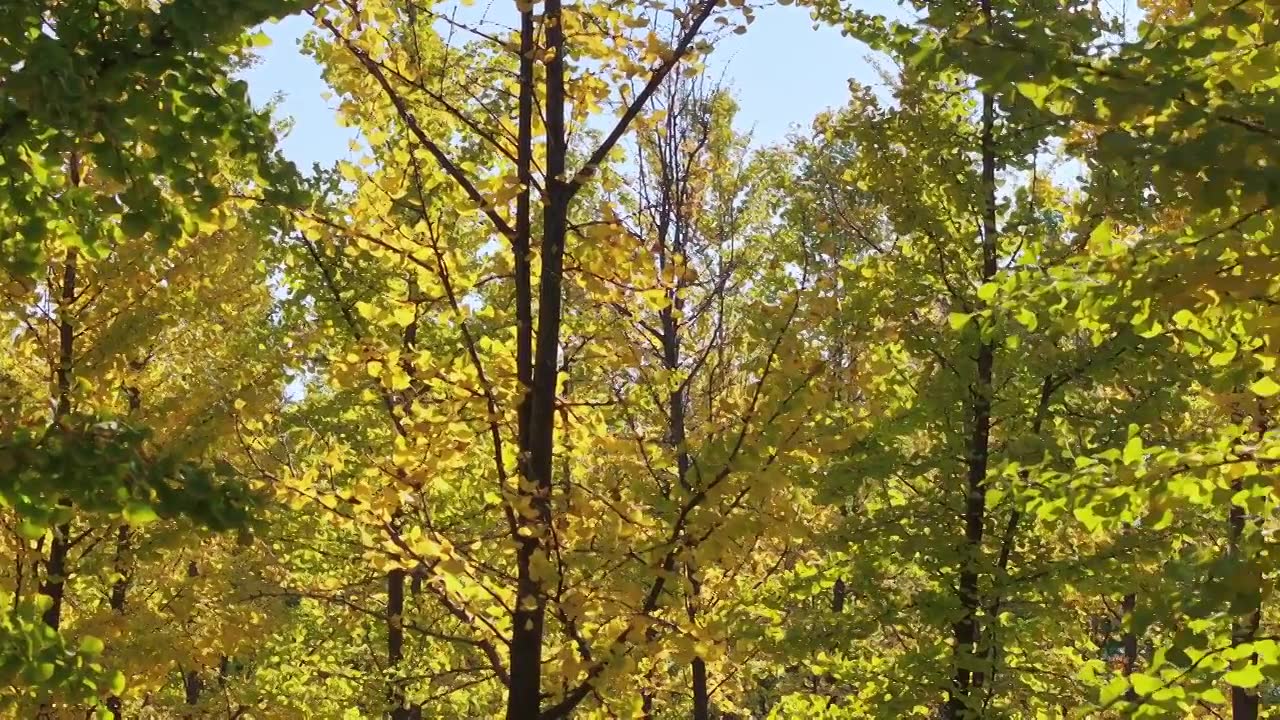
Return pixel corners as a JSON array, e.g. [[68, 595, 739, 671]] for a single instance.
[[689, 566, 709, 720], [105, 524, 132, 718], [1229, 478, 1261, 720], [692, 656, 710, 720], [388, 567, 421, 720], [832, 578, 847, 613], [39, 523, 70, 630], [41, 240, 79, 632], [1121, 591, 1138, 704], [945, 19, 999, 706], [945, 76, 999, 720], [505, 0, 568, 713], [183, 669, 203, 715], [502, 6, 715, 716], [110, 520, 135, 614]]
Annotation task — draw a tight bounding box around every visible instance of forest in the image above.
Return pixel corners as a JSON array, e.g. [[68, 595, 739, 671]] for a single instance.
[[2, 0, 1279, 717]]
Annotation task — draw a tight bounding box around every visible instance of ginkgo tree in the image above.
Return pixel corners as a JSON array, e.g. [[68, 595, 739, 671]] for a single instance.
[[249, 0, 761, 716], [0, 157, 294, 717], [560, 76, 828, 718], [6, 0, 1280, 717], [1, 0, 304, 714], [763, 0, 1280, 717]]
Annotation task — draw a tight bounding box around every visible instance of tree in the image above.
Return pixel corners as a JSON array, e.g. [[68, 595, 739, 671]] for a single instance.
[[264, 0, 747, 715], [6, 0, 1280, 717]]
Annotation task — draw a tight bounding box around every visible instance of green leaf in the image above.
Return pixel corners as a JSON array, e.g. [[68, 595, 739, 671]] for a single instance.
[[1209, 348, 1237, 366], [18, 519, 46, 540], [1224, 665, 1264, 688], [1099, 675, 1130, 705], [1123, 435, 1144, 465], [123, 501, 159, 525], [1131, 672, 1161, 696], [1073, 505, 1102, 532], [79, 635, 105, 657], [1015, 82, 1052, 109], [1200, 688, 1227, 704], [1089, 220, 1115, 247], [109, 670, 126, 695], [1250, 377, 1280, 397], [949, 312, 972, 330]]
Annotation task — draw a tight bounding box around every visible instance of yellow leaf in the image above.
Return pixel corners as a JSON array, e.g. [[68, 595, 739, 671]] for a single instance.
[[388, 367, 410, 391], [391, 305, 416, 328], [1250, 377, 1280, 397]]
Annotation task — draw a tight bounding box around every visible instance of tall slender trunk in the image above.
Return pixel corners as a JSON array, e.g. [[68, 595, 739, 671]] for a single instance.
[[388, 568, 405, 666], [506, 9, 537, 709], [833, 504, 851, 614], [388, 567, 421, 720], [39, 524, 71, 630], [302, 224, 429, 720], [680, 474, 711, 717], [304, 230, 428, 720], [662, 225, 707, 720], [183, 669, 202, 710], [687, 561, 707, 720], [641, 79, 715, 720], [105, 524, 132, 718], [1229, 477, 1261, 720], [979, 378, 1053, 714], [946, 37, 999, 717], [390, 283, 422, 720], [54, 253, 78, 420], [513, 0, 534, 444], [109, 387, 140, 639], [37, 158, 80, 720], [1121, 591, 1138, 703], [41, 237, 79, 632], [506, 0, 569, 714], [692, 656, 709, 720], [179, 561, 204, 716], [502, 8, 715, 716], [507, 8, 536, 709]]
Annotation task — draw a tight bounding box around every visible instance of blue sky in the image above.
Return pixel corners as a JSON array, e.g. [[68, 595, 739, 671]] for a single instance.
[[240, 1, 902, 169]]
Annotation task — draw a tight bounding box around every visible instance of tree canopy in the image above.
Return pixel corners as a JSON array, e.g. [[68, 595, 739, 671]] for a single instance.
[[2, 0, 1279, 718]]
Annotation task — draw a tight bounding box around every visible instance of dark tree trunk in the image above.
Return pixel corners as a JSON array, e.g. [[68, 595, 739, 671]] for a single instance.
[[502, 6, 717, 717], [388, 568, 408, 718], [692, 657, 710, 720], [110, 526, 132, 613], [946, 34, 999, 714], [41, 241, 79, 632], [1121, 591, 1138, 703], [105, 524, 132, 718], [1229, 478, 1261, 720], [184, 669, 203, 707], [505, 0, 568, 711], [39, 524, 70, 630]]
